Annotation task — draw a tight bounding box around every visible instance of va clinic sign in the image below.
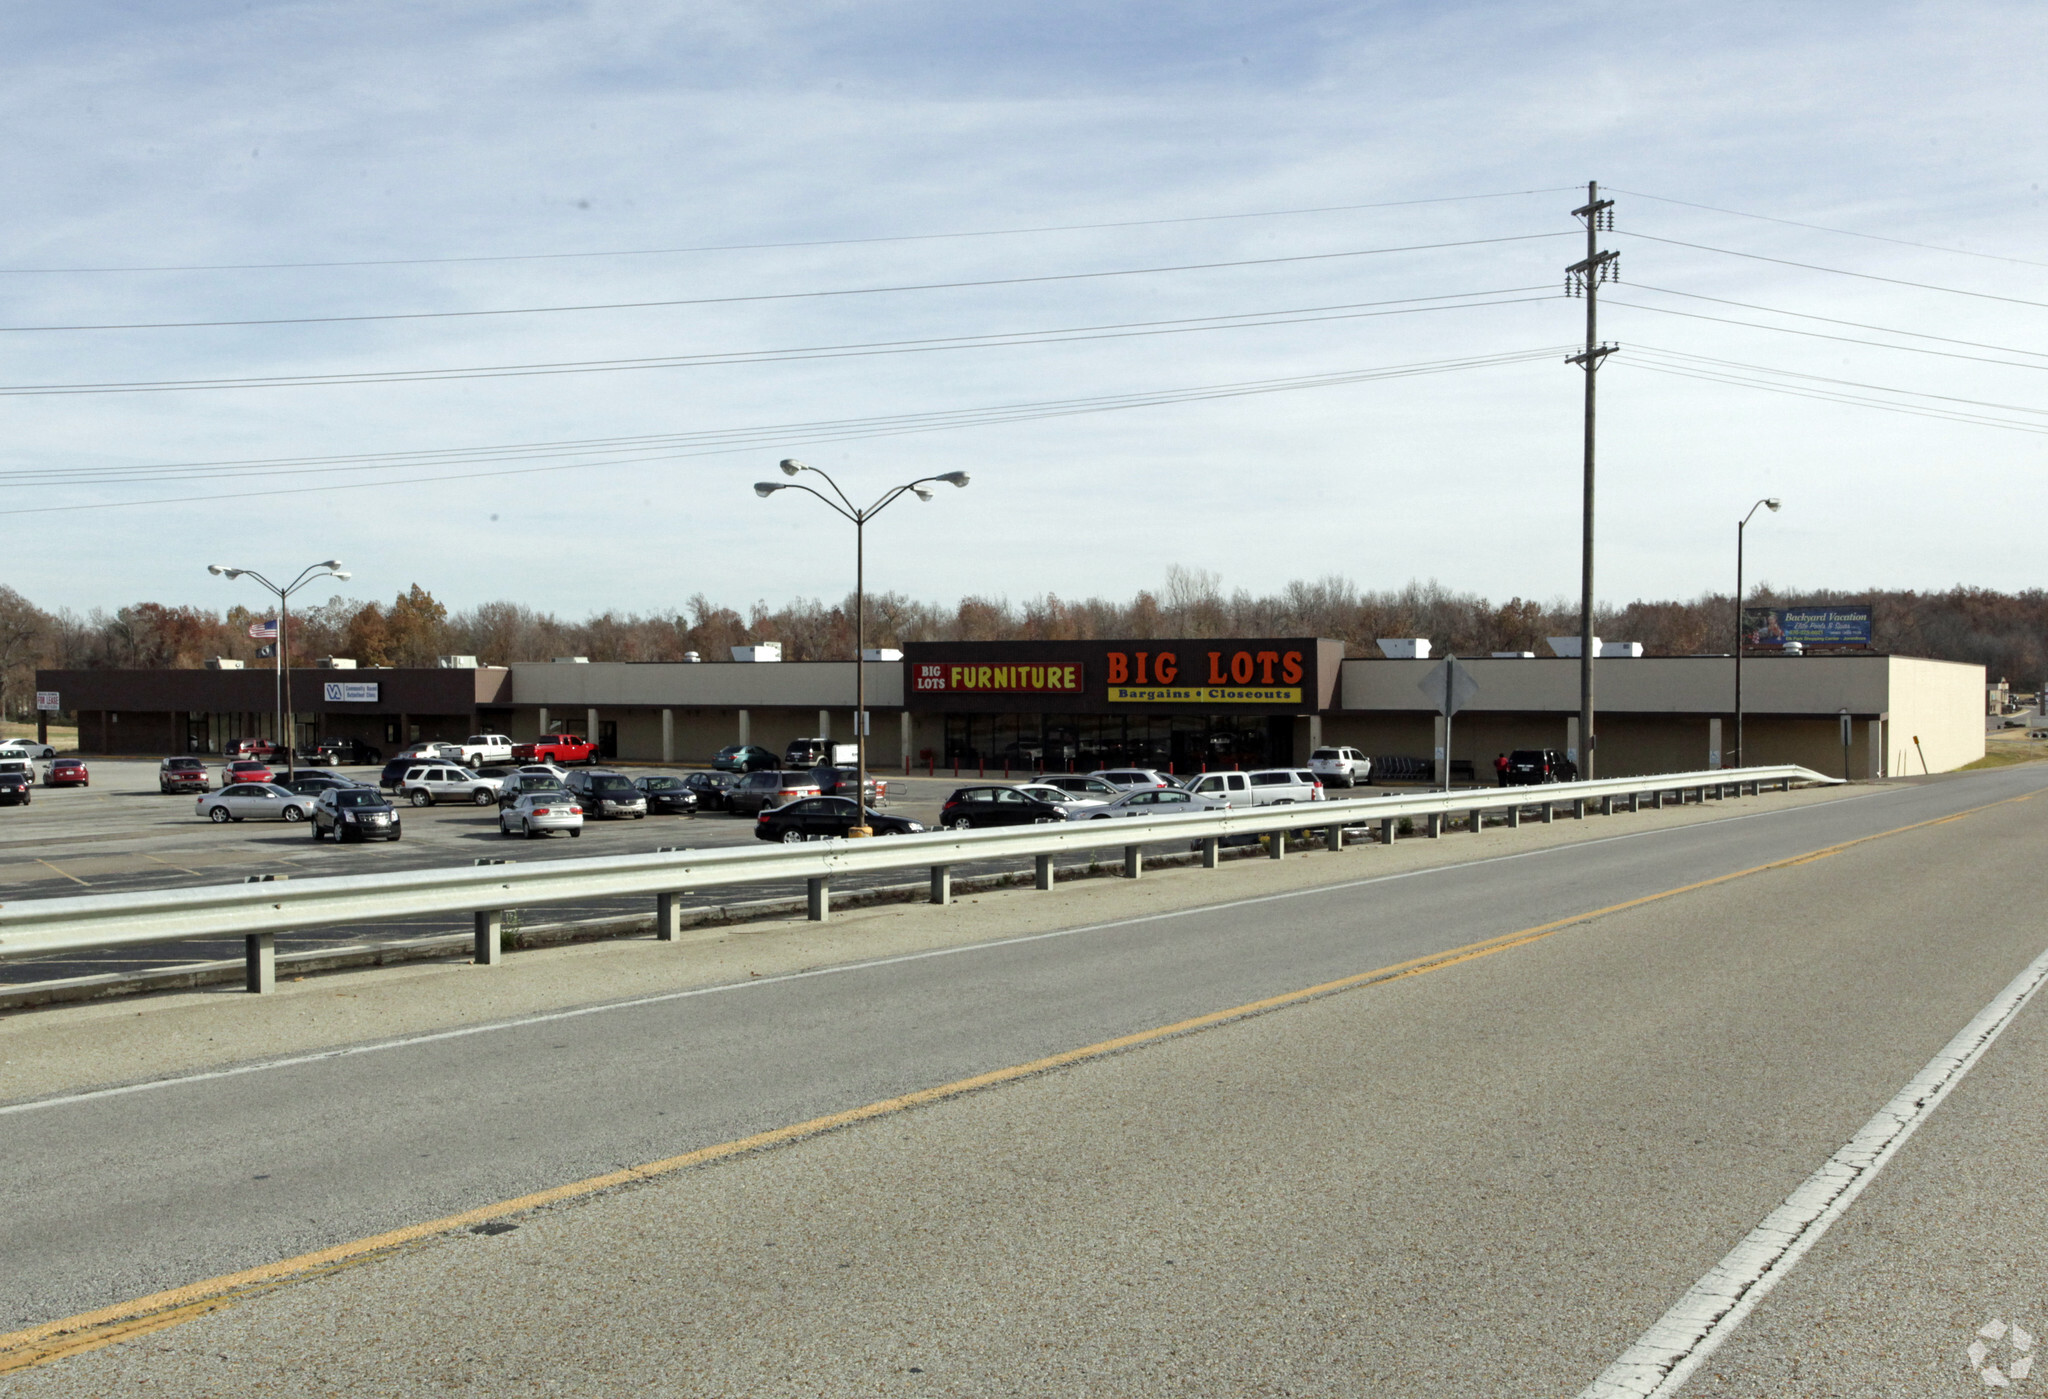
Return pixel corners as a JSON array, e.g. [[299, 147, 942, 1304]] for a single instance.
[[322, 681, 381, 703]]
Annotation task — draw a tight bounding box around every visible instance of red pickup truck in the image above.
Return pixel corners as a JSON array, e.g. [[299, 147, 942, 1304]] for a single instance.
[[512, 733, 601, 765]]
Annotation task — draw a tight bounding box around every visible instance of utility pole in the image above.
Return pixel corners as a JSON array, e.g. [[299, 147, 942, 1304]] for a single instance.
[[1567, 182, 1617, 779]]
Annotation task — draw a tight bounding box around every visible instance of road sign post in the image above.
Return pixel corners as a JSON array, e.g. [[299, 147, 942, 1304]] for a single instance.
[[1419, 658, 1481, 791]]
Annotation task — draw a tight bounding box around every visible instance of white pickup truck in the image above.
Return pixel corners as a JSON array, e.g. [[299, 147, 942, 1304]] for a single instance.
[[457, 733, 517, 767]]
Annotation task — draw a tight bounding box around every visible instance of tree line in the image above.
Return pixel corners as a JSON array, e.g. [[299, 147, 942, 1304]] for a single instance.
[[2, 568, 2040, 719]]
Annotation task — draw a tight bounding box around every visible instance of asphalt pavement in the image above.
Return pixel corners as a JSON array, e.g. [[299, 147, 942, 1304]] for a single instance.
[[2, 763, 2043, 1395]]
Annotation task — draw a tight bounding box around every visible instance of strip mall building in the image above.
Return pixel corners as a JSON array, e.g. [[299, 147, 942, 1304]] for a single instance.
[[39, 635, 1985, 778]]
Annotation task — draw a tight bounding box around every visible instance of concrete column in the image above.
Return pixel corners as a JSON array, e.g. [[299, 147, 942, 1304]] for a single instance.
[[660, 710, 674, 764], [901, 711, 914, 773], [819, 709, 830, 741], [1307, 714, 1323, 752], [1708, 716, 1723, 770], [807, 877, 829, 921], [537, 707, 548, 735], [244, 932, 275, 994], [738, 709, 750, 746], [656, 892, 683, 941], [1432, 715, 1448, 787], [586, 708, 599, 744], [474, 910, 503, 965], [929, 866, 951, 905], [1035, 853, 1055, 889], [1123, 845, 1143, 879], [1200, 838, 1221, 868]]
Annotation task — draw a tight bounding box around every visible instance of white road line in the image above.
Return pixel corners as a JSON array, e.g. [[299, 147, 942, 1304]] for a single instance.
[[1578, 940, 2048, 1398]]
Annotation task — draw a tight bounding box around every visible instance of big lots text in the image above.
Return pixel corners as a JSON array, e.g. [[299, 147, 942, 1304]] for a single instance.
[[1105, 648, 1305, 686]]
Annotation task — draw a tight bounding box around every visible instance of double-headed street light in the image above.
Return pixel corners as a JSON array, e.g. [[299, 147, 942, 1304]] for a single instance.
[[1733, 497, 1782, 769], [207, 559, 351, 777], [756, 459, 970, 835]]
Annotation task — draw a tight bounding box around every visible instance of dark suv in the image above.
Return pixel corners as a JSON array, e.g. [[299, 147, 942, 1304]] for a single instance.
[[1504, 749, 1578, 785], [566, 769, 648, 819], [310, 737, 383, 766], [312, 786, 402, 842]]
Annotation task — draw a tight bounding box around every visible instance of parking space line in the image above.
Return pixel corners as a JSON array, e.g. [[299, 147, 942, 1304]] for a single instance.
[[31, 859, 88, 887], [141, 854, 202, 877]]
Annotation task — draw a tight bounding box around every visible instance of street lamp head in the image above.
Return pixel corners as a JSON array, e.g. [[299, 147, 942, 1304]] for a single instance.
[[320, 558, 343, 569], [779, 458, 806, 477], [332, 570, 353, 581], [754, 482, 785, 498], [1765, 498, 1781, 511], [936, 471, 970, 487], [911, 486, 934, 502], [207, 563, 230, 576]]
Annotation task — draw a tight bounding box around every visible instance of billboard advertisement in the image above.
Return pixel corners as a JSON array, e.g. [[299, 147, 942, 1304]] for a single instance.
[[1741, 605, 1873, 649]]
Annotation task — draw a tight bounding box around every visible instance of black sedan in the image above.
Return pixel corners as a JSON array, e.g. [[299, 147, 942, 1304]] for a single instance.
[[0, 772, 30, 806], [679, 771, 737, 811], [939, 785, 1070, 830], [281, 772, 366, 797], [752, 797, 923, 843], [633, 774, 699, 815]]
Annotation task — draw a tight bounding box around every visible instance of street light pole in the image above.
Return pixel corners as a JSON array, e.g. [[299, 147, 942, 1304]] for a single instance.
[[208, 560, 351, 777], [1733, 497, 1782, 769], [757, 461, 969, 835]]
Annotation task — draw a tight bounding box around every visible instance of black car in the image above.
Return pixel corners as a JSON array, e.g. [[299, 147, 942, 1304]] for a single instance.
[[281, 772, 366, 797], [0, 772, 30, 806], [307, 737, 384, 766], [1503, 749, 1578, 785], [752, 797, 924, 843], [376, 758, 416, 792], [679, 771, 737, 810], [311, 786, 402, 842], [711, 744, 779, 773], [939, 785, 1070, 830], [633, 774, 699, 815]]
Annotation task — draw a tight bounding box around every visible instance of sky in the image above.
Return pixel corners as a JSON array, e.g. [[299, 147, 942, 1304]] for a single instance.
[[2, 0, 2044, 622]]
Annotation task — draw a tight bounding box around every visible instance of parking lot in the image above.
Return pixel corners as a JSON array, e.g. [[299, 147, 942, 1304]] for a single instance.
[[0, 759, 1268, 991]]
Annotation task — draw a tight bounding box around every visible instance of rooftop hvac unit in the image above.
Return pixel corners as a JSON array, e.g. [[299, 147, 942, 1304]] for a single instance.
[[1491, 651, 1536, 659], [205, 658, 245, 670], [1599, 642, 1644, 659], [683, 651, 702, 663], [731, 644, 782, 663], [1547, 636, 1602, 658], [861, 648, 904, 661], [551, 656, 590, 664], [314, 657, 358, 669], [1377, 638, 1431, 660], [437, 654, 480, 668]]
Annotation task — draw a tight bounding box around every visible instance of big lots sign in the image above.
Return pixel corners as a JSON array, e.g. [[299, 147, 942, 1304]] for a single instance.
[[900, 638, 1340, 712]]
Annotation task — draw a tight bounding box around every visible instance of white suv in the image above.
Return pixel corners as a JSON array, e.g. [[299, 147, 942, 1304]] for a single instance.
[[1182, 768, 1325, 807], [1308, 747, 1372, 788], [458, 733, 516, 767]]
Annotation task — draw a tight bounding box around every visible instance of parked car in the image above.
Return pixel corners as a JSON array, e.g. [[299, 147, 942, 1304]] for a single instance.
[[711, 744, 779, 773], [566, 769, 648, 819], [808, 766, 887, 802], [44, 758, 89, 788], [496, 771, 572, 808], [680, 770, 738, 810], [1503, 749, 1577, 785], [280, 772, 364, 797], [1308, 747, 1373, 788], [753, 797, 923, 843], [509, 761, 574, 783], [222, 759, 275, 787], [159, 756, 212, 794], [633, 774, 699, 815], [725, 769, 823, 816], [0, 772, 31, 806], [399, 764, 502, 807], [1013, 782, 1113, 817], [457, 733, 517, 767], [311, 787, 402, 842], [197, 783, 317, 823], [1089, 768, 1180, 791], [1030, 773, 1125, 800], [1182, 768, 1325, 807], [784, 737, 857, 768], [1081, 788, 1230, 820], [394, 741, 465, 765], [225, 738, 284, 762], [938, 785, 1071, 830], [307, 737, 384, 766], [0, 758, 40, 788], [511, 733, 600, 765], [0, 739, 57, 761], [500, 790, 583, 838], [377, 758, 418, 791]]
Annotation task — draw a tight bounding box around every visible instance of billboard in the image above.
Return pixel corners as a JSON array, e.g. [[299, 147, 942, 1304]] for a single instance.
[[1741, 605, 1873, 649]]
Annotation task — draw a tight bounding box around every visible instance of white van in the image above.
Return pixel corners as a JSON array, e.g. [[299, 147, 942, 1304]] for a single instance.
[[1182, 768, 1325, 807], [1308, 747, 1373, 788]]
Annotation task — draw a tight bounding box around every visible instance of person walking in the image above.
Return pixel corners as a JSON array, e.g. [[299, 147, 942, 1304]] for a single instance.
[[1494, 752, 1509, 787]]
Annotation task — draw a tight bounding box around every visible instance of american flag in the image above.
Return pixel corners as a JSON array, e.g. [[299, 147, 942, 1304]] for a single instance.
[[248, 618, 279, 640]]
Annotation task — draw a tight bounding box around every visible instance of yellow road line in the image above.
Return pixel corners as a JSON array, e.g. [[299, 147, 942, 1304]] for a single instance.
[[142, 854, 202, 877], [1, 781, 2038, 1375], [31, 859, 87, 887]]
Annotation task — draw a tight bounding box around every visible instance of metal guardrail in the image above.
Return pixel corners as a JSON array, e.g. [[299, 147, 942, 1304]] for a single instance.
[[0, 765, 1835, 993]]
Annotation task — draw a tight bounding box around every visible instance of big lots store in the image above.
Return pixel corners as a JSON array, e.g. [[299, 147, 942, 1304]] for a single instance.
[[41, 635, 1983, 778]]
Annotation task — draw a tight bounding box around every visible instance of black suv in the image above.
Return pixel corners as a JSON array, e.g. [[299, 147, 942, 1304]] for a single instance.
[[311, 737, 383, 766], [311, 786, 401, 842], [566, 770, 648, 819], [1503, 749, 1578, 785]]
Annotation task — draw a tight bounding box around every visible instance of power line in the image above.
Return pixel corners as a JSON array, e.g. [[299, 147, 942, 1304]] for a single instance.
[[1611, 188, 2048, 270], [1629, 343, 2048, 416], [0, 346, 1571, 511], [0, 288, 1560, 396], [0, 187, 1580, 275], [1622, 355, 2048, 437], [1607, 296, 2048, 374], [1618, 230, 2048, 311], [1619, 284, 2048, 360], [0, 233, 1572, 333]]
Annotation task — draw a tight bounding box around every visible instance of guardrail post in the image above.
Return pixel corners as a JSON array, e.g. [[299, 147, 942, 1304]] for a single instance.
[[1469, 809, 1484, 834], [807, 877, 830, 921], [1573, 798, 1586, 819], [1541, 802, 1555, 824], [1378, 817, 1396, 846], [1507, 804, 1521, 828], [244, 932, 275, 994], [1268, 829, 1286, 860], [1200, 837, 1221, 868], [656, 892, 683, 941], [929, 866, 952, 905], [473, 910, 503, 965], [1601, 795, 1615, 816], [1035, 853, 1055, 889], [1651, 789, 1664, 809], [1325, 824, 1343, 852], [1123, 845, 1143, 878], [1426, 813, 1441, 839]]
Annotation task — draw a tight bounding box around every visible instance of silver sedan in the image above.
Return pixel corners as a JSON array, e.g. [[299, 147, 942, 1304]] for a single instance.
[[196, 782, 317, 824], [1078, 788, 1229, 820], [499, 790, 584, 839]]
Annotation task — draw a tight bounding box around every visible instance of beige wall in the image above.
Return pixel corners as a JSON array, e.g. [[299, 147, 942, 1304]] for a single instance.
[[1886, 655, 1985, 774], [507, 661, 903, 709]]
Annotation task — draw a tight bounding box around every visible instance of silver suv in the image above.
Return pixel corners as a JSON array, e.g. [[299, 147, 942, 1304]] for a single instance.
[[1308, 747, 1372, 788], [399, 764, 502, 807]]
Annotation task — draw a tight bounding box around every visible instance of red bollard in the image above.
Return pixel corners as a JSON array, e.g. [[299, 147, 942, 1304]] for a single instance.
[[1003, 758, 1010, 779]]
